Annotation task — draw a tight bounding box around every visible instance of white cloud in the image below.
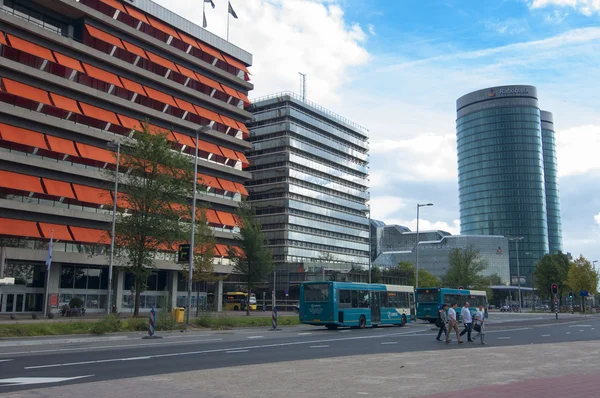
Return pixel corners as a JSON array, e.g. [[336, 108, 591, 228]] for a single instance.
[[556, 125, 600, 176], [480, 18, 528, 35], [595, 212, 600, 226], [546, 9, 570, 23], [384, 218, 461, 235], [368, 24, 376, 36], [369, 196, 406, 221], [530, 0, 600, 15], [153, 0, 370, 104]]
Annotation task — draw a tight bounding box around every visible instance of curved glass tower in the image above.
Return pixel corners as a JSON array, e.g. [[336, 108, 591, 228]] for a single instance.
[[456, 86, 550, 286], [541, 111, 563, 254]]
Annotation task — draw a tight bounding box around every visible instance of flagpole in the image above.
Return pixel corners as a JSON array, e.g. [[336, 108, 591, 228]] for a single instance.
[[203, 0, 206, 28], [42, 230, 53, 318], [227, 5, 230, 41]]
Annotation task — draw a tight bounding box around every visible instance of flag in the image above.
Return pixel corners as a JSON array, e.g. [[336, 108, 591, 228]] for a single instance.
[[204, 0, 215, 8], [228, 1, 238, 19], [45, 236, 53, 271], [203, 12, 208, 28]]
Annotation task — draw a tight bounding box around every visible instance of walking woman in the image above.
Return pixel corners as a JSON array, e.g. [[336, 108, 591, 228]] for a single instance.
[[436, 304, 449, 341]]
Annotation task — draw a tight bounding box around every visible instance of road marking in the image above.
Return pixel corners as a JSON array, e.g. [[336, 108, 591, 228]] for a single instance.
[[0, 375, 93, 387], [0, 360, 13, 363], [486, 328, 532, 334], [309, 345, 329, 348], [570, 325, 592, 327], [580, 330, 585, 332], [566, 332, 571, 335], [24, 330, 424, 370], [542, 334, 550, 337], [120, 356, 150, 361], [497, 337, 510, 340], [297, 332, 312, 335], [381, 342, 397, 345], [246, 336, 264, 339], [226, 350, 249, 354], [339, 330, 350, 333]]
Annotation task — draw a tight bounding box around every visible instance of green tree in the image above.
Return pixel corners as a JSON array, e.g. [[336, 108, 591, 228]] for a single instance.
[[487, 273, 504, 286], [397, 261, 440, 287], [442, 246, 488, 289], [566, 255, 599, 312], [227, 201, 274, 316], [112, 125, 194, 316], [533, 252, 570, 300], [370, 265, 382, 284]]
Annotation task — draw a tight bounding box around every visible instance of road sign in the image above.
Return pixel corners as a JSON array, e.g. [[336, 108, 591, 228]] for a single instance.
[[580, 290, 589, 297], [177, 244, 190, 264], [0, 277, 15, 286], [285, 290, 289, 297]]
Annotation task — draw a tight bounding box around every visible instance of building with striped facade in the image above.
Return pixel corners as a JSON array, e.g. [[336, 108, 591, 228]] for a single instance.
[[0, 0, 252, 314]]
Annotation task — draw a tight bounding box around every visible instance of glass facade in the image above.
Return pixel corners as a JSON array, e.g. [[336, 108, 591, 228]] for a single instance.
[[541, 111, 563, 254], [247, 93, 369, 271], [456, 86, 561, 286]]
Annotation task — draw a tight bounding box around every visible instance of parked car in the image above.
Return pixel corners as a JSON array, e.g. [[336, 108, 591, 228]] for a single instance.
[[500, 305, 511, 312]]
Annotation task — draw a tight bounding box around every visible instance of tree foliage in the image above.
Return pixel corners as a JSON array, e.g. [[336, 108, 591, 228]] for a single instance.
[[397, 261, 440, 287], [487, 273, 504, 286], [442, 246, 489, 289], [227, 201, 274, 315], [112, 125, 194, 316], [533, 252, 570, 299], [566, 255, 599, 311]]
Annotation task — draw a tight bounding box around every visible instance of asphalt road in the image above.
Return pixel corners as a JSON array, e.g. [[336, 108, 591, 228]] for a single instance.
[[0, 312, 598, 393]]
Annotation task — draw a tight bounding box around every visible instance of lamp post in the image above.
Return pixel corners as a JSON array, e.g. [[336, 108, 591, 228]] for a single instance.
[[415, 203, 433, 289], [186, 126, 211, 324], [508, 237, 524, 312], [367, 205, 372, 284], [106, 141, 120, 315]]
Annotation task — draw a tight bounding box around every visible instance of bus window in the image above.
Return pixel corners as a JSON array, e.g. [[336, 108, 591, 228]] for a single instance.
[[417, 291, 437, 302], [304, 284, 329, 302], [381, 292, 389, 307], [338, 290, 352, 308], [398, 292, 409, 309], [352, 291, 359, 308], [359, 291, 369, 308]]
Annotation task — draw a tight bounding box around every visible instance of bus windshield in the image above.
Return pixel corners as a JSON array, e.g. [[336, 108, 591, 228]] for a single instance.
[[304, 284, 329, 302], [417, 291, 437, 303]]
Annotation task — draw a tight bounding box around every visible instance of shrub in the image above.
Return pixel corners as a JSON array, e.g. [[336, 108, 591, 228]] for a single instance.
[[89, 314, 122, 335], [69, 297, 84, 309], [124, 317, 148, 331], [156, 310, 177, 331]]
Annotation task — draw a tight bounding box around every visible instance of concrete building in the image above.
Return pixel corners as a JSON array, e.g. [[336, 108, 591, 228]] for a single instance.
[[372, 221, 510, 284], [0, 0, 252, 314], [456, 85, 563, 287], [246, 92, 370, 286]]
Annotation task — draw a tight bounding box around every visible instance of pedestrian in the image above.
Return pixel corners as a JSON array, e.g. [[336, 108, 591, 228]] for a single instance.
[[446, 303, 463, 344], [436, 303, 449, 341], [459, 301, 475, 342], [473, 304, 486, 345]]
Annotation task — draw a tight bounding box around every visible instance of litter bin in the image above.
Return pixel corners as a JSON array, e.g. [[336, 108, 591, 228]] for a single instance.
[[172, 307, 185, 323]]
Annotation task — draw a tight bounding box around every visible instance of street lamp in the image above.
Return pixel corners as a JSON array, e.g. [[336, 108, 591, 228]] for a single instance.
[[186, 125, 211, 324], [366, 204, 372, 284], [415, 203, 433, 289], [106, 140, 121, 315], [508, 237, 524, 312]]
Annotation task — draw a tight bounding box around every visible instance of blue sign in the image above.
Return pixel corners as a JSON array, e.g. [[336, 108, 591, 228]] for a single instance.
[[579, 290, 589, 297]]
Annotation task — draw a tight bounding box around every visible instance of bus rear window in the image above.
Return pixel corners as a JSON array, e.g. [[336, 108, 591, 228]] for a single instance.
[[417, 292, 437, 302], [304, 284, 329, 302]]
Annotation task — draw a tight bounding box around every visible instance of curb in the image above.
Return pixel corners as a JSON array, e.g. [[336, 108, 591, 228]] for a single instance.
[[0, 335, 129, 347]]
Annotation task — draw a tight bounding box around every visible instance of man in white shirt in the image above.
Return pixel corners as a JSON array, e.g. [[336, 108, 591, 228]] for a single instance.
[[446, 303, 464, 344], [459, 302, 474, 342]]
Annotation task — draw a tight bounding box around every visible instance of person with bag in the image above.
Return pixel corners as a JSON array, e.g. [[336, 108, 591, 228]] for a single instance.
[[436, 303, 449, 341], [446, 303, 464, 344], [473, 304, 486, 345]]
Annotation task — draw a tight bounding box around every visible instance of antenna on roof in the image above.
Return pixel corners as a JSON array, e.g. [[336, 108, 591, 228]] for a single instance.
[[298, 72, 306, 102]]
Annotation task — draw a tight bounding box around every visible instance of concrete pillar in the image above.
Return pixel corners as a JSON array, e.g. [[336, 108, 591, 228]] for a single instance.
[[216, 279, 223, 312], [115, 269, 123, 313], [169, 270, 178, 310], [0, 246, 5, 278]]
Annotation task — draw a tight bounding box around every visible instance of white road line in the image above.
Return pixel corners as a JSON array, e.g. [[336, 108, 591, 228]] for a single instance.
[[339, 330, 350, 333], [24, 330, 423, 370], [0, 359, 13, 363], [486, 328, 532, 334], [580, 330, 585, 332], [120, 356, 150, 361], [309, 345, 329, 348], [542, 334, 550, 337], [246, 336, 264, 339], [569, 325, 592, 327], [381, 342, 397, 345], [497, 337, 511, 340], [566, 332, 571, 335], [225, 350, 249, 354], [297, 333, 312, 336]]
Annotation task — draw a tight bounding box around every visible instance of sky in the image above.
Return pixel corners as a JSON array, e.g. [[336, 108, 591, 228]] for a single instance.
[[155, 0, 600, 265]]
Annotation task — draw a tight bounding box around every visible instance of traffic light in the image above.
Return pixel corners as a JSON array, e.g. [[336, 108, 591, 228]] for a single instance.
[[458, 286, 464, 290], [551, 283, 558, 295], [568, 291, 573, 299]]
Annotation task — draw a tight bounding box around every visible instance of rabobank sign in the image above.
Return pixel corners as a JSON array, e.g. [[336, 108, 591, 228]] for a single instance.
[[497, 87, 529, 95]]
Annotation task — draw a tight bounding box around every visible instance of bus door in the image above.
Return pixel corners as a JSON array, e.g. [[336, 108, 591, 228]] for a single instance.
[[370, 291, 381, 324]]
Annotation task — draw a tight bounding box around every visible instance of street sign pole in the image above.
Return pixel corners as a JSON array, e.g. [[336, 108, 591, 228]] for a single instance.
[[554, 294, 558, 320]]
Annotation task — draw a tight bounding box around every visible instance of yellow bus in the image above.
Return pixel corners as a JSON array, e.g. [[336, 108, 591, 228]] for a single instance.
[[221, 292, 257, 311]]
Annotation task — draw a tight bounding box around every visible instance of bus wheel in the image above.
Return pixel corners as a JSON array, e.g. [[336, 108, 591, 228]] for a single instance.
[[233, 306, 239, 311], [326, 325, 338, 330], [400, 315, 407, 326], [358, 316, 366, 329]]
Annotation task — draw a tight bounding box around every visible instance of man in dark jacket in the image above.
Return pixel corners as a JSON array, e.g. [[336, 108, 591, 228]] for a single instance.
[[436, 303, 449, 341]]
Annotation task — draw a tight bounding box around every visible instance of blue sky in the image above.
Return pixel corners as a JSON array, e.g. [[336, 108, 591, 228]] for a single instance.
[[157, 0, 600, 267]]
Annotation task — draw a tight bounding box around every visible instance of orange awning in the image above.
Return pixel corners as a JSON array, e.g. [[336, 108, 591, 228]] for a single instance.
[[146, 16, 180, 39], [38, 222, 73, 241], [45, 135, 79, 157], [234, 182, 249, 196], [122, 41, 148, 59], [221, 53, 250, 74], [143, 86, 177, 107], [196, 139, 222, 156], [119, 77, 147, 96], [196, 41, 225, 61], [53, 52, 84, 72], [206, 209, 221, 225], [0, 218, 41, 238], [174, 98, 197, 114], [236, 91, 250, 104], [194, 73, 223, 91], [178, 32, 199, 49], [0, 170, 44, 194], [235, 121, 249, 134], [197, 173, 222, 190], [42, 178, 76, 199], [216, 211, 237, 227], [75, 143, 115, 164], [220, 84, 241, 99], [219, 115, 240, 130], [215, 244, 229, 256], [193, 105, 222, 123], [69, 226, 109, 244], [79, 102, 121, 125], [114, 191, 129, 209], [217, 178, 238, 192], [85, 24, 125, 49], [234, 151, 249, 165], [50, 93, 81, 114], [219, 146, 239, 160], [172, 131, 195, 147], [83, 63, 123, 87], [98, 0, 126, 12], [0, 32, 7, 46], [0, 123, 48, 149], [124, 4, 149, 23], [6, 34, 55, 63], [175, 65, 197, 80], [146, 52, 177, 71], [117, 114, 142, 131], [72, 184, 111, 205], [2, 78, 51, 105]]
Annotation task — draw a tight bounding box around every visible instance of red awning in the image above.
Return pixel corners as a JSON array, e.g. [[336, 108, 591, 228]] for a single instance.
[[219, 146, 239, 161], [2, 78, 52, 105], [124, 4, 149, 23], [83, 63, 124, 88], [72, 184, 111, 205], [75, 143, 116, 164], [85, 24, 125, 49], [98, 0, 126, 12], [45, 135, 79, 157], [142, 86, 177, 107], [69, 226, 109, 244], [7, 34, 55, 62], [79, 102, 121, 125], [117, 114, 143, 131], [197, 173, 222, 190], [42, 178, 76, 199], [38, 222, 73, 241], [146, 52, 177, 71], [50, 93, 81, 114], [196, 139, 222, 156], [146, 16, 180, 39], [0, 218, 41, 238], [172, 131, 195, 147], [0, 123, 48, 149], [119, 77, 147, 96], [0, 170, 44, 194], [217, 178, 238, 193], [234, 182, 249, 196], [53, 52, 84, 72], [216, 211, 237, 227], [122, 40, 148, 59]]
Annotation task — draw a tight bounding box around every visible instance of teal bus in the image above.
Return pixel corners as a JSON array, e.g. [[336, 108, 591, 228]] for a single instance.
[[415, 287, 487, 322], [299, 282, 415, 329]]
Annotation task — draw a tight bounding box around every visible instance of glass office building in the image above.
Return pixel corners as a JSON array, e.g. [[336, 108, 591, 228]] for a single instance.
[[246, 92, 370, 273], [541, 111, 563, 254], [456, 86, 563, 287]]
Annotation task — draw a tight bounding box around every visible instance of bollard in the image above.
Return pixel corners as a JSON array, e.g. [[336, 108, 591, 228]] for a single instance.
[[272, 307, 278, 330], [148, 306, 156, 337]]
